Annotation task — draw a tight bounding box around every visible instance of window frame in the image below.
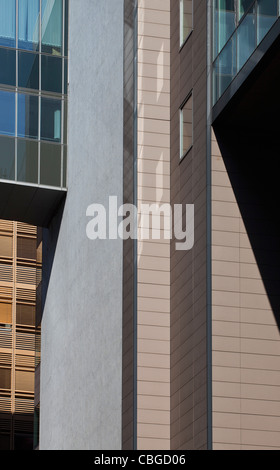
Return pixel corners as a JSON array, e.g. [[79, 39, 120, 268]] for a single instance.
[[180, 91, 193, 161], [180, 0, 193, 47]]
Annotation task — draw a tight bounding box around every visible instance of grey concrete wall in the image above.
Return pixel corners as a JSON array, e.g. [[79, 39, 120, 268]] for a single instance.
[[39, 0, 124, 450]]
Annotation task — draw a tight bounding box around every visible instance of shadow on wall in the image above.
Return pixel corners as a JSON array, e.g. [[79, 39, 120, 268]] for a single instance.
[[41, 196, 66, 314], [213, 120, 280, 332]]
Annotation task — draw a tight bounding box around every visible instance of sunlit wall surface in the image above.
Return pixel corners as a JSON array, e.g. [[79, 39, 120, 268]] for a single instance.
[[213, 0, 279, 104], [0, 0, 68, 189]]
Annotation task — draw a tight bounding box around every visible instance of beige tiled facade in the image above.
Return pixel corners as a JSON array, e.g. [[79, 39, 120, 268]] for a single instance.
[[211, 130, 280, 450], [137, 0, 171, 450]]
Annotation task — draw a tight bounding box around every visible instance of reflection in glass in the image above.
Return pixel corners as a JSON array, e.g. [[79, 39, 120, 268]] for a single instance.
[[41, 55, 62, 93], [257, 0, 278, 44], [237, 5, 256, 71], [40, 142, 61, 187], [18, 51, 39, 89], [18, 0, 40, 50], [0, 47, 16, 86], [219, 33, 236, 97], [64, 0, 69, 56], [0, 136, 15, 180], [17, 138, 38, 184], [239, 0, 255, 20], [42, 0, 62, 55], [217, 0, 236, 54], [18, 94, 38, 139], [180, 0, 193, 45], [0, 91, 15, 136], [41, 97, 61, 142], [0, 0, 16, 48]]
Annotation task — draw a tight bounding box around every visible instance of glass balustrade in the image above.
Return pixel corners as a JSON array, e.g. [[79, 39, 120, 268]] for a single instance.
[[213, 0, 279, 104]]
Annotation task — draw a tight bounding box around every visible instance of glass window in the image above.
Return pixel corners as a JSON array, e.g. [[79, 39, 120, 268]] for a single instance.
[[216, 0, 236, 54], [18, 94, 39, 139], [180, 0, 193, 45], [180, 94, 193, 158], [40, 142, 61, 187], [41, 0, 63, 55], [237, 4, 256, 71], [64, 59, 68, 94], [219, 33, 236, 97], [0, 91, 15, 136], [64, 0, 69, 56], [0, 48, 16, 86], [257, 0, 278, 44], [18, 51, 39, 89], [0, 136, 15, 180], [41, 55, 62, 93], [41, 97, 61, 142], [0, 0, 16, 48], [17, 138, 38, 184], [18, 0, 40, 51], [239, 0, 255, 20]]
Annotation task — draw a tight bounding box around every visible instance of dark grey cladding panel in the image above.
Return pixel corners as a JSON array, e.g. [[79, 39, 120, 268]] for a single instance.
[[0, 181, 66, 227]]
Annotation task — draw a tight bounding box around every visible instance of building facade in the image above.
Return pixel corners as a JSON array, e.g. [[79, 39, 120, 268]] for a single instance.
[[0, 0, 280, 450], [0, 219, 41, 450]]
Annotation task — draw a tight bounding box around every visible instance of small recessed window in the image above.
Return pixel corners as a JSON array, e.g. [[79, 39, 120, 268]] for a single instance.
[[180, 93, 193, 159], [180, 0, 193, 45]]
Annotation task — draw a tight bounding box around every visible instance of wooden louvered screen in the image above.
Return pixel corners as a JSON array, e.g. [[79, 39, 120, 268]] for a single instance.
[[16, 304, 35, 327], [17, 237, 37, 261], [0, 220, 40, 449], [16, 266, 37, 285], [0, 368, 11, 390], [0, 236, 12, 259], [0, 302, 12, 324], [15, 371, 34, 393], [0, 264, 13, 283], [0, 396, 11, 413], [0, 329, 12, 349]]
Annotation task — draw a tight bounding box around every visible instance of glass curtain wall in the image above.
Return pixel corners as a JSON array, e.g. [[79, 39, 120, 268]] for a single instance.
[[0, 0, 68, 188], [213, 0, 279, 103]]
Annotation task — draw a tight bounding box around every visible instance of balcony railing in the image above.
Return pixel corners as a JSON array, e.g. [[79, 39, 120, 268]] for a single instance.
[[213, 0, 280, 104]]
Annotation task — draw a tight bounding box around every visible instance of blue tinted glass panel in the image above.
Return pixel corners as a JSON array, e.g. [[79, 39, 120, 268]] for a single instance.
[[41, 55, 62, 93], [257, 0, 278, 44], [64, 0, 69, 56], [18, 0, 40, 51], [0, 91, 15, 136], [0, 0, 16, 48], [42, 0, 62, 55], [218, 0, 236, 53], [18, 51, 39, 89], [41, 97, 61, 142], [0, 48, 16, 86], [17, 138, 38, 183], [40, 142, 61, 187], [0, 136, 15, 180], [239, 0, 255, 19], [64, 59, 68, 94], [18, 94, 39, 139], [219, 33, 236, 96], [237, 6, 256, 70]]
